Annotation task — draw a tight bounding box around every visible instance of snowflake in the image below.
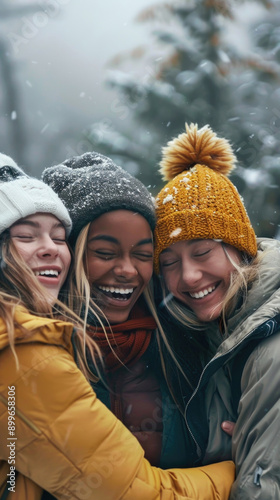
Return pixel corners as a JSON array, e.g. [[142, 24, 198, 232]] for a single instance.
[[181, 176, 190, 185], [170, 228, 182, 238], [163, 194, 174, 204]]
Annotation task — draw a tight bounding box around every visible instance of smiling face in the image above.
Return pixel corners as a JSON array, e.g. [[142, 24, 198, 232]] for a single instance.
[[159, 239, 242, 322], [9, 213, 71, 299], [85, 210, 153, 324]]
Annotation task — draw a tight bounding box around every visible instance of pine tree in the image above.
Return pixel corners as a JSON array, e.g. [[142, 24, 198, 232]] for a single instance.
[[86, 0, 280, 236]]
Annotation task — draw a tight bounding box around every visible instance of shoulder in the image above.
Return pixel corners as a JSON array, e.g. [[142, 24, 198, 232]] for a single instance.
[[235, 332, 280, 415], [244, 331, 280, 376], [1, 307, 74, 354], [0, 308, 76, 395]]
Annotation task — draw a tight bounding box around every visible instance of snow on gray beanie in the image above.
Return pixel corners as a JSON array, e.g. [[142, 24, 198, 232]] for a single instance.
[[42, 152, 156, 244], [0, 153, 72, 236]]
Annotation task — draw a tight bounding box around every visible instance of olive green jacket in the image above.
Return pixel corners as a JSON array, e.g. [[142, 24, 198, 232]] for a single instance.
[[186, 238, 280, 499]]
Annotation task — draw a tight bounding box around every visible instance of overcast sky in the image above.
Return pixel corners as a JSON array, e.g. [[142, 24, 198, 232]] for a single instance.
[[5, 0, 263, 121]]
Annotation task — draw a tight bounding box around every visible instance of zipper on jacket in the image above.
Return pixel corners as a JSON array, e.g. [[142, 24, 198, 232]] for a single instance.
[[253, 465, 263, 487], [184, 353, 227, 458], [184, 336, 249, 458], [0, 394, 41, 435]]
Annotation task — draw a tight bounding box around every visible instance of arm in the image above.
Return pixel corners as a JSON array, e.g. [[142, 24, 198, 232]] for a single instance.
[[230, 333, 280, 499], [0, 342, 234, 500]]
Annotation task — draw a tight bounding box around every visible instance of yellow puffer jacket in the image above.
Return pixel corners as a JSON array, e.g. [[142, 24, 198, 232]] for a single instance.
[[0, 308, 235, 500]]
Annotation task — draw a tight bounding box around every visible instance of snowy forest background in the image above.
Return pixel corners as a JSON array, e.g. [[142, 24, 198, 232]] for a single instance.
[[1, 0, 280, 238]]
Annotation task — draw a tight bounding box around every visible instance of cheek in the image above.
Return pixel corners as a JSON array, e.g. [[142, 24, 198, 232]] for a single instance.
[[162, 271, 177, 294], [223, 266, 235, 289], [13, 243, 32, 263], [140, 262, 153, 287], [62, 248, 72, 273], [85, 257, 109, 284], [221, 259, 237, 280]]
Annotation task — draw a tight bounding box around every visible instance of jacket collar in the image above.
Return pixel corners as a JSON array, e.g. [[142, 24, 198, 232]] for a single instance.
[[216, 238, 280, 356]]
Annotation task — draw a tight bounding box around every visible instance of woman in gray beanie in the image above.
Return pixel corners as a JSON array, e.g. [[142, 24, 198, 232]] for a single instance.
[[0, 152, 234, 499], [42, 151, 232, 470], [43, 151, 187, 467]]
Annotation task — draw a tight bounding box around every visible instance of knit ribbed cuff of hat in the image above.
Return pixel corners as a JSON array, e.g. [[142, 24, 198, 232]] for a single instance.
[[154, 210, 258, 274]]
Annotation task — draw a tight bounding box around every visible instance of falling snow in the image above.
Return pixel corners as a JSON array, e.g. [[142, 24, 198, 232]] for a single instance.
[[170, 228, 182, 238], [162, 194, 174, 204]]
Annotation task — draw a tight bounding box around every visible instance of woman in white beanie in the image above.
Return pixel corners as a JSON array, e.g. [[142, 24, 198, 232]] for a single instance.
[[0, 152, 235, 500]]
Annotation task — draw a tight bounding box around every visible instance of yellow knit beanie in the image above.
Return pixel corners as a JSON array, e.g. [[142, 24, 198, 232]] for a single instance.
[[154, 123, 257, 274]]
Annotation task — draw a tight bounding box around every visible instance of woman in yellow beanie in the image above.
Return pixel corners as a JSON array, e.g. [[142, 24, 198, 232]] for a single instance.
[[153, 123, 280, 500]]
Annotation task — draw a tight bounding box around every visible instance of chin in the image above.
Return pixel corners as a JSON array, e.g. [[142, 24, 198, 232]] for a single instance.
[[107, 311, 131, 325], [198, 310, 221, 323]]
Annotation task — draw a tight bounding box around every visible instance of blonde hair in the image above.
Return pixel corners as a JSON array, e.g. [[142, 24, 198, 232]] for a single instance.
[[68, 221, 197, 407], [68, 223, 108, 326], [143, 284, 197, 410], [0, 232, 103, 381], [159, 244, 262, 357], [68, 223, 184, 375], [67, 224, 124, 367]]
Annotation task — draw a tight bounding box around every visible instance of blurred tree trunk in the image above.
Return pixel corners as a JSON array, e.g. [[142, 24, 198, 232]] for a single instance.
[[0, 36, 27, 165], [0, 1, 41, 169]]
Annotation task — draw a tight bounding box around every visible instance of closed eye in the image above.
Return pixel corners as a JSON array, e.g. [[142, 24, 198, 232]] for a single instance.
[[194, 249, 212, 258], [94, 250, 115, 259], [161, 259, 178, 267], [133, 252, 153, 260], [11, 235, 33, 240]]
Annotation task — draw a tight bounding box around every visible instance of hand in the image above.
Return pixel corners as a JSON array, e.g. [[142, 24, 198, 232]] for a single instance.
[[221, 421, 236, 437]]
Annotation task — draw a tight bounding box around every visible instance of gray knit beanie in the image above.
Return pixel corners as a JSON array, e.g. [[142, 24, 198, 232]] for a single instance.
[[42, 152, 156, 244], [0, 153, 72, 236]]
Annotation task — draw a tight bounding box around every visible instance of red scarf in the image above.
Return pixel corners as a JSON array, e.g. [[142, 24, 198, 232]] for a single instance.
[[87, 303, 157, 372]]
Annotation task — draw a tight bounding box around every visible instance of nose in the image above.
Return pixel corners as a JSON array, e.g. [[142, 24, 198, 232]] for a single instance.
[[114, 256, 138, 279], [36, 236, 59, 257], [181, 260, 202, 288]]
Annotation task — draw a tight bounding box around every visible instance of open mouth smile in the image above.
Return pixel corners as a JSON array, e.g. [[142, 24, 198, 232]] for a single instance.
[[34, 270, 60, 277], [188, 284, 216, 299], [98, 285, 135, 301]]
